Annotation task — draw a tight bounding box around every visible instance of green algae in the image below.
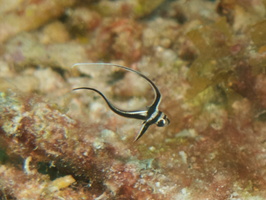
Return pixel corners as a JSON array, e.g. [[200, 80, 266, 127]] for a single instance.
[[0, 148, 8, 164], [184, 16, 265, 112], [133, 0, 165, 17], [249, 20, 266, 48], [186, 18, 235, 99], [186, 16, 266, 105]]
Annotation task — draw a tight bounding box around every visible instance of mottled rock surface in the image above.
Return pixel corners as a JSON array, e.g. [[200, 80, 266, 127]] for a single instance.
[[0, 0, 266, 199]]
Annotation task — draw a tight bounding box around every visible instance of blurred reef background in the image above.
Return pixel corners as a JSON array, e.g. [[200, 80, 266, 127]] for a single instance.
[[1, 0, 266, 199]]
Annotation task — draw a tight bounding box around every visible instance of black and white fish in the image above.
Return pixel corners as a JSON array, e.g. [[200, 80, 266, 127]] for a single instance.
[[72, 63, 170, 141]]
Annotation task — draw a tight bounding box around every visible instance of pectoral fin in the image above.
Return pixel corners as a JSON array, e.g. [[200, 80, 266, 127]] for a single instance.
[[134, 122, 151, 142]]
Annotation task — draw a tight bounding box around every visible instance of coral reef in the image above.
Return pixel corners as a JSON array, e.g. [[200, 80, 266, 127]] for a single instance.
[[0, 0, 266, 199]]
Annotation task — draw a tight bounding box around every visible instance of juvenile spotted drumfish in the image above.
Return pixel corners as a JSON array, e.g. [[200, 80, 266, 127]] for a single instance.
[[72, 63, 170, 141]]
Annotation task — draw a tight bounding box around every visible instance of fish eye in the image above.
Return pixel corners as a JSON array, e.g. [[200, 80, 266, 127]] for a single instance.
[[157, 118, 167, 127], [157, 119, 165, 127], [156, 114, 170, 127]]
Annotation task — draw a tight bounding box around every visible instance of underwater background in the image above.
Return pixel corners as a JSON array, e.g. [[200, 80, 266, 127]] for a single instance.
[[0, 0, 266, 199]]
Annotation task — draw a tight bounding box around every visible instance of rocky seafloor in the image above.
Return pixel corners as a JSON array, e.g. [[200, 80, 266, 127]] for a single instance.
[[1, 0, 266, 199]]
